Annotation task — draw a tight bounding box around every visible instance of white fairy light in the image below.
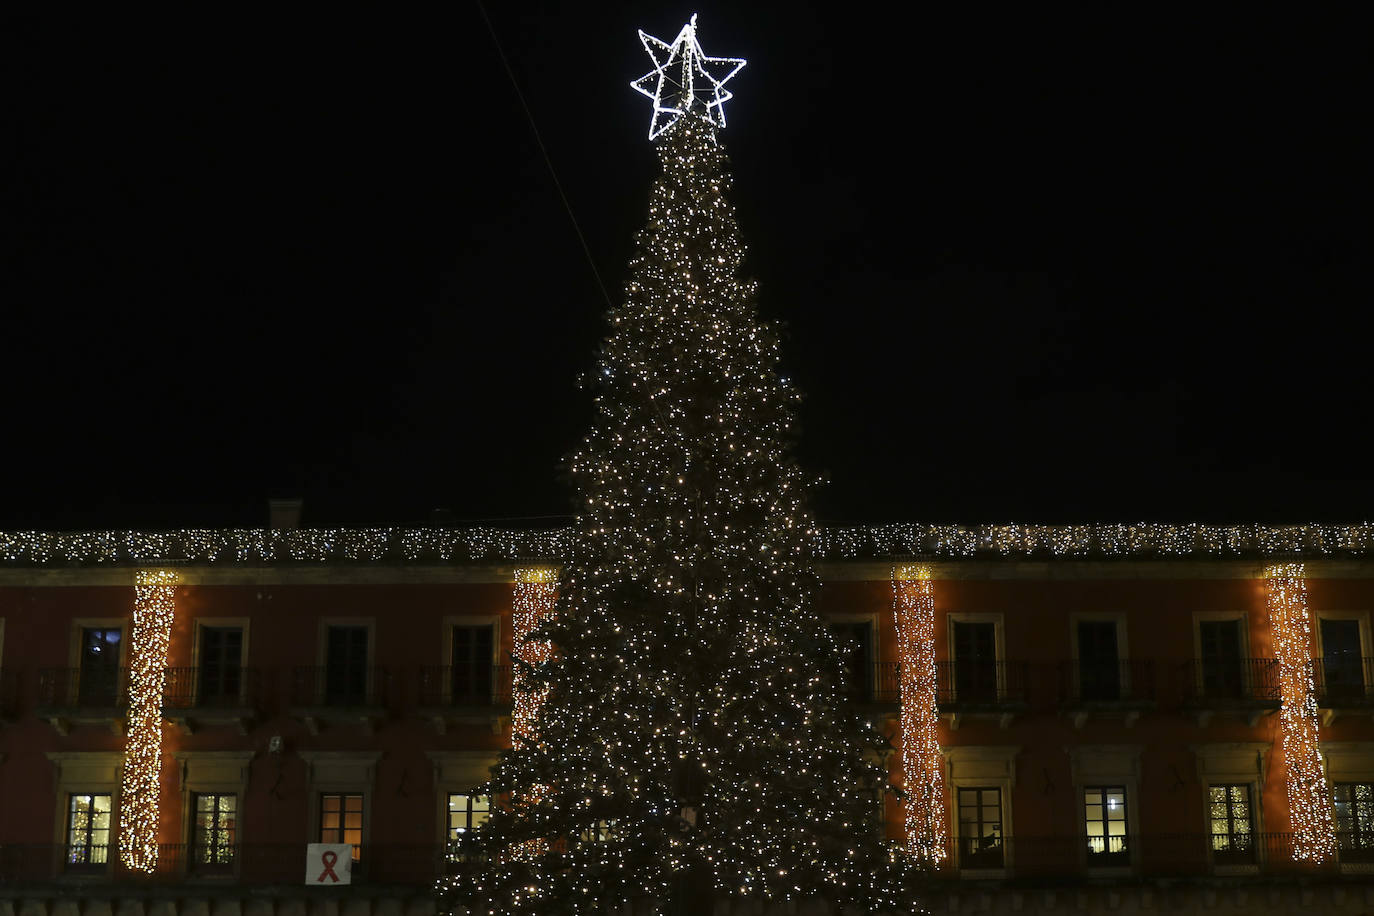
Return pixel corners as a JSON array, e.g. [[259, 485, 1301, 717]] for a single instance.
[[631, 14, 746, 140]]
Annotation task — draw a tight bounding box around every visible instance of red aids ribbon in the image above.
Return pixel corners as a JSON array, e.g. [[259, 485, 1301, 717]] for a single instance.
[[318, 849, 340, 882]]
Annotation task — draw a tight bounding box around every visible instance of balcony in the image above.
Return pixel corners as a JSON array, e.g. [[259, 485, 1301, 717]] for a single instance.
[[0, 843, 467, 886], [1058, 659, 1156, 728], [35, 667, 128, 735], [922, 832, 1333, 879], [837, 660, 900, 716], [162, 666, 262, 735], [416, 664, 513, 734], [288, 666, 391, 735], [1313, 656, 1374, 725], [936, 660, 1029, 729], [1179, 658, 1280, 726]]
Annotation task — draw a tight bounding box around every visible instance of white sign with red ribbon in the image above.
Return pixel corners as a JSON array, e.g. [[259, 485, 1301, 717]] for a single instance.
[[306, 843, 353, 885]]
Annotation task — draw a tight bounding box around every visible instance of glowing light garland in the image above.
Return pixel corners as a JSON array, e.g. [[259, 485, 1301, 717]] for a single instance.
[[512, 567, 558, 746], [1265, 563, 1337, 864], [631, 14, 746, 140], [119, 568, 177, 873], [5, 522, 1374, 568], [892, 565, 948, 866]]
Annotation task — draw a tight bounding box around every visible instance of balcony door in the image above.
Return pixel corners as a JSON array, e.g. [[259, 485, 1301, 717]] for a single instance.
[[325, 626, 369, 705], [198, 626, 243, 705], [953, 621, 998, 702], [1321, 618, 1365, 699], [1077, 620, 1121, 701], [829, 621, 874, 702], [78, 627, 121, 706], [451, 625, 494, 704], [1198, 619, 1244, 699]]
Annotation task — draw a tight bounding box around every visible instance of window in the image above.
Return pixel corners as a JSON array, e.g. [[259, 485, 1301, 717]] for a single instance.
[[580, 820, 617, 842], [953, 621, 998, 702], [78, 627, 122, 705], [325, 626, 369, 705], [829, 621, 874, 702], [192, 793, 237, 870], [320, 793, 363, 861], [1209, 784, 1255, 864], [446, 792, 490, 861], [1077, 621, 1121, 701], [1198, 619, 1244, 699], [452, 625, 494, 704], [1334, 782, 1374, 863], [1322, 619, 1366, 700], [1083, 786, 1129, 865], [198, 627, 243, 706], [956, 787, 1003, 868], [66, 793, 112, 869]]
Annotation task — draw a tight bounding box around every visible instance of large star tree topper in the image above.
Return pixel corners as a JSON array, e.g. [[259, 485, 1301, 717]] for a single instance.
[[631, 14, 746, 140]]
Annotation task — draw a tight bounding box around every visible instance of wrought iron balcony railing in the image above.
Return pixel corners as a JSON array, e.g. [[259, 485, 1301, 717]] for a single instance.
[[289, 666, 391, 708], [36, 667, 128, 709], [1059, 659, 1156, 705], [162, 666, 261, 709], [1314, 656, 1374, 706], [1180, 658, 1280, 704], [936, 660, 1029, 707], [418, 665, 513, 706]]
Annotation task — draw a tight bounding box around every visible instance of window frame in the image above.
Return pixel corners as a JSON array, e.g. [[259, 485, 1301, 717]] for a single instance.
[[46, 752, 122, 877], [955, 785, 1004, 870], [1191, 742, 1267, 874], [190, 792, 238, 872], [191, 618, 251, 706], [318, 792, 365, 862], [68, 617, 129, 707], [1314, 611, 1372, 706], [315, 617, 377, 706], [1067, 744, 1142, 874], [443, 614, 501, 704], [300, 751, 380, 870], [944, 745, 1018, 876], [64, 792, 114, 871], [1332, 781, 1374, 865], [1068, 612, 1131, 700], [826, 611, 880, 702], [945, 612, 1006, 703]]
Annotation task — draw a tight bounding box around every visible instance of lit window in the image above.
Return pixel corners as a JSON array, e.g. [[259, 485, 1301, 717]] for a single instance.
[[66, 793, 112, 869], [320, 793, 363, 861], [1083, 786, 1129, 865], [956, 786, 1003, 868], [1209, 784, 1255, 865], [193, 793, 236, 869], [447, 793, 491, 861], [1334, 782, 1374, 863]]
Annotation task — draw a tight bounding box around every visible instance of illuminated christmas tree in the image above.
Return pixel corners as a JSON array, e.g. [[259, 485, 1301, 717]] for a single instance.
[[444, 17, 917, 915]]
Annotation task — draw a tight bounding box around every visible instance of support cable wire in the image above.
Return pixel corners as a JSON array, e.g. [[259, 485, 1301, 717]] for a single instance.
[[474, 0, 615, 311]]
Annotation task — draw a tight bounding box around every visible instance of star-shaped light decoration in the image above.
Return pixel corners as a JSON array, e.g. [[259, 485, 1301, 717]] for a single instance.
[[631, 14, 746, 141]]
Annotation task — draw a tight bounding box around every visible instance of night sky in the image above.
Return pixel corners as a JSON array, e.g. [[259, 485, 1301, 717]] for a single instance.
[[3, 6, 1370, 531]]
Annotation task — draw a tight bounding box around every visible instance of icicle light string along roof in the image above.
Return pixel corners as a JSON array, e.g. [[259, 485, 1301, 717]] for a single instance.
[[4, 522, 1374, 566]]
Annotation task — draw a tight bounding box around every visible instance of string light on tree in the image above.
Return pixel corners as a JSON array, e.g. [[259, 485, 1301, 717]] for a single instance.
[[1265, 563, 1337, 863], [892, 564, 948, 865], [631, 14, 746, 140], [119, 568, 177, 873], [443, 19, 917, 913]]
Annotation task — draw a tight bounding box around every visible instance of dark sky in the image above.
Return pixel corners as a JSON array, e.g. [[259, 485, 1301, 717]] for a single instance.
[[3, 5, 1370, 530]]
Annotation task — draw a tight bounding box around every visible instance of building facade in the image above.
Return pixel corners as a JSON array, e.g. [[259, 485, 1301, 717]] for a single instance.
[[3, 523, 1374, 914]]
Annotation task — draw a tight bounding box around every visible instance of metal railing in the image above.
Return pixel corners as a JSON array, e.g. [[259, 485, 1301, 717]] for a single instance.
[[289, 666, 391, 707], [1180, 658, 1280, 704], [936, 660, 1029, 706], [918, 832, 1333, 878], [837, 660, 900, 704], [1313, 657, 1374, 706], [1060, 659, 1155, 704], [36, 667, 128, 709], [417, 665, 513, 706], [0, 843, 471, 885], [162, 666, 261, 709]]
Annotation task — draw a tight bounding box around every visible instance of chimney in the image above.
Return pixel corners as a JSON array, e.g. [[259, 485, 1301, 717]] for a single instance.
[[268, 498, 303, 529]]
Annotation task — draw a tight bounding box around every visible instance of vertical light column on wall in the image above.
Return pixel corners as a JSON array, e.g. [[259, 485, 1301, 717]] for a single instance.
[[511, 566, 558, 746], [1266, 562, 1337, 863], [119, 568, 177, 872], [892, 564, 948, 865], [511, 566, 558, 859]]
